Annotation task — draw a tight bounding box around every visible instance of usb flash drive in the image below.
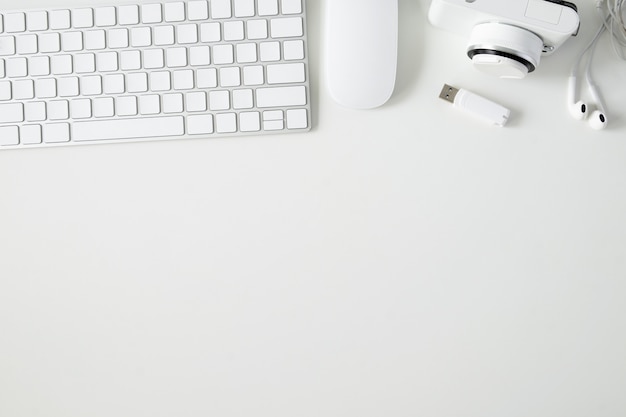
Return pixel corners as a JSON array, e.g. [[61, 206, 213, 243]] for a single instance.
[[439, 84, 511, 127]]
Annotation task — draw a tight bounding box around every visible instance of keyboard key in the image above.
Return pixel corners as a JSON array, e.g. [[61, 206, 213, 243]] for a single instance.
[[51, 54, 73, 75], [256, 85, 306, 108], [116, 96, 138, 116], [70, 98, 92, 119], [281, 0, 302, 15], [49, 10, 71, 30], [236, 43, 257, 63], [4, 13, 26, 33], [0, 80, 12, 100], [197, 68, 217, 88], [283, 40, 305, 60], [0, 126, 19, 145], [21, 124, 42, 144], [48, 99, 69, 120], [258, 0, 278, 16], [163, 93, 183, 113], [166, 47, 187, 67], [215, 113, 237, 133], [173, 69, 194, 90], [188, 1, 209, 20], [208, 90, 229, 110], [189, 46, 210, 66], [0, 102, 24, 123], [211, 0, 232, 19], [118, 5, 140, 25], [239, 111, 260, 132], [219, 67, 240, 87], [73, 116, 184, 141], [108, 28, 129, 48], [35, 78, 57, 98], [39, 33, 61, 53], [154, 25, 174, 45], [131, 27, 151, 47], [6, 57, 27, 77], [233, 88, 253, 109], [127, 72, 147, 92], [62, 31, 84, 52], [234, 0, 255, 18], [186, 91, 207, 112], [259, 41, 280, 61], [25, 101, 46, 121], [150, 70, 171, 91], [0, 36, 16, 56], [25, 13, 50, 32], [93, 97, 115, 117], [43, 122, 70, 143], [80, 75, 102, 95], [72, 8, 94, 29], [103, 73, 125, 94], [57, 76, 79, 97], [144, 49, 164, 69], [141, 4, 163, 24], [270, 17, 302, 38], [16, 34, 38, 55], [164, 2, 185, 22], [74, 53, 95, 73], [286, 108, 307, 129], [120, 50, 141, 70], [13, 79, 34, 99], [243, 65, 264, 85], [85, 30, 106, 50], [138, 94, 160, 114], [97, 51, 119, 72], [95, 7, 116, 27], [213, 44, 233, 64], [223, 21, 244, 41], [177, 24, 198, 44], [200, 22, 221, 42], [187, 114, 213, 134], [267, 62, 305, 84], [29, 56, 50, 76], [247, 20, 268, 40]]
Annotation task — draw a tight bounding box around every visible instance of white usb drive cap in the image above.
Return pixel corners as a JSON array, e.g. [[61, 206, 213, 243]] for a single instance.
[[439, 84, 511, 127]]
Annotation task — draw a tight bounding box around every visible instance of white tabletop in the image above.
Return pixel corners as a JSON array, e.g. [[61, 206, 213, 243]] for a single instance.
[[1, 1, 626, 416]]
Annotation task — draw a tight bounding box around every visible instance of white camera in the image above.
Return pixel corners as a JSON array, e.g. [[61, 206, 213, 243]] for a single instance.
[[428, 0, 580, 78]]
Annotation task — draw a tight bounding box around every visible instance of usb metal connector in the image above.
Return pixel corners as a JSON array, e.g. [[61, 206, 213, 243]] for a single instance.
[[439, 84, 460, 104]]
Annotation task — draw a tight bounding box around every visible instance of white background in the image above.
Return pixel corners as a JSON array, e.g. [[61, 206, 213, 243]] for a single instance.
[[1, 0, 626, 416]]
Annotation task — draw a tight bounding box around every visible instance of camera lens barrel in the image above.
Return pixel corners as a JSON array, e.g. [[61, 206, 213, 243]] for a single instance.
[[467, 22, 544, 79]]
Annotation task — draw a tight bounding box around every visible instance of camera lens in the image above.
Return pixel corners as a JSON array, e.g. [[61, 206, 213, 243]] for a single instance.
[[466, 23, 543, 79]]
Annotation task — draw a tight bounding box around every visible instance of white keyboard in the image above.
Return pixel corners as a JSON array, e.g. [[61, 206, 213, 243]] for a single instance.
[[0, 0, 310, 149]]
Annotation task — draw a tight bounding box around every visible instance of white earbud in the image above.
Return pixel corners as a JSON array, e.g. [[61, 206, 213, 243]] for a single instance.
[[587, 82, 608, 130], [567, 76, 587, 120], [588, 110, 608, 130]]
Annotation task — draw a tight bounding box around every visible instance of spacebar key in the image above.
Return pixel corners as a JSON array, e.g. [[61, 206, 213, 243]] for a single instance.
[[73, 117, 185, 142]]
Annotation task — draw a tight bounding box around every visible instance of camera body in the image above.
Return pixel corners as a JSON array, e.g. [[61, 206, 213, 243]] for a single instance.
[[428, 0, 580, 78]]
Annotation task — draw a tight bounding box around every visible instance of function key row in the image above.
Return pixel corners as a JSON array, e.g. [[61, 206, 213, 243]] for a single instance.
[[0, 0, 303, 33]]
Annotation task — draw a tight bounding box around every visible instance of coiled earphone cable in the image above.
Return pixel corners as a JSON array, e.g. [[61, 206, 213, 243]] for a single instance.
[[568, 1, 625, 129], [600, 0, 626, 59]]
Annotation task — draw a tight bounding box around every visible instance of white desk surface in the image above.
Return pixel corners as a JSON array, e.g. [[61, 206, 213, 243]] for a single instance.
[[1, 1, 626, 416]]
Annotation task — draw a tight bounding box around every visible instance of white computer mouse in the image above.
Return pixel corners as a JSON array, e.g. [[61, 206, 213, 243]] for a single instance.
[[324, 0, 398, 110]]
